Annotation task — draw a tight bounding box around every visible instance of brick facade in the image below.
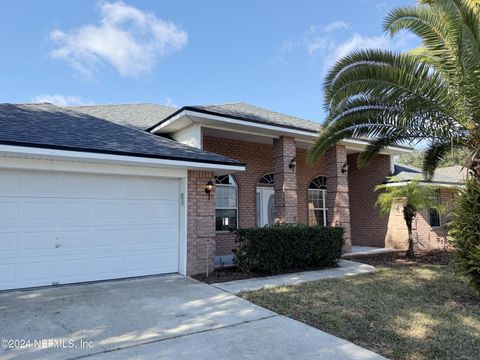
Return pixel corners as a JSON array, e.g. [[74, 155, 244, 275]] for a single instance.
[[186, 170, 216, 275], [273, 136, 297, 223], [203, 135, 274, 256], [186, 134, 456, 271], [347, 153, 391, 247], [203, 135, 328, 256], [326, 145, 352, 252], [385, 188, 457, 250]]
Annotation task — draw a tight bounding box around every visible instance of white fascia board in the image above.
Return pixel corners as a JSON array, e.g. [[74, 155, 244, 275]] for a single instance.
[[152, 110, 412, 155], [339, 139, 412, 155], [0, 144, 245, 173], [384, 181, 464, 188], [152, 109, 318, 138]]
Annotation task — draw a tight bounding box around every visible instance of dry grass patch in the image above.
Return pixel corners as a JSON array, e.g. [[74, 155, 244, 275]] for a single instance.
[[240, 265, 479, 360]]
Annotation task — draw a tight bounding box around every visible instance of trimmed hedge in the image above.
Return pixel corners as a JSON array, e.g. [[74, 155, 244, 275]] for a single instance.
[[233, 224, 344, 274]]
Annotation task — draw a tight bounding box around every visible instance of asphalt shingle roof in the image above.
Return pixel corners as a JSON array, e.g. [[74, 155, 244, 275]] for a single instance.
[[180, 102, 322, 133], [391, 164, 465, 185], [0, 103, 243, 166], [68, 103, 178, 131]]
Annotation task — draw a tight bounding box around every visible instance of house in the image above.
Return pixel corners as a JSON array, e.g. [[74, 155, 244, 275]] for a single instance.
[[0, 102, 410, 291], [384, 163, 466, 251]]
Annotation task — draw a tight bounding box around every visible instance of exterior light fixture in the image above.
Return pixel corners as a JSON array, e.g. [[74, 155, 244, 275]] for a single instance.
[[341, 163, 349, 173], [289, 158, 296, 170], [205, 180, 214, 199]]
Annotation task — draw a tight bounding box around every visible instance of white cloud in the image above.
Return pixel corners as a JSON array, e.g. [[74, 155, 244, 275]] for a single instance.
[[32, 94, 94, 106], [49, 1, 188, 77], [323, 21, 350, 33], [162, 97, 177, 107], [274, 21, 418, 71]]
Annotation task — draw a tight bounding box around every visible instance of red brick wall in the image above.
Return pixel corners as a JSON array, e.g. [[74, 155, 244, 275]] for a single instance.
[[203, 136, 274, 256], [347, 153, 391, 247], [187, 170, 216, 275], [203, 135, 327, 256]]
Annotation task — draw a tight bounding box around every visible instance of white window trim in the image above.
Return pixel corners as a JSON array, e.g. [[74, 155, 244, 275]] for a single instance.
[[308, 188, 328, 226], [428, 191, 442, 228], [215, 176, 239, 231]]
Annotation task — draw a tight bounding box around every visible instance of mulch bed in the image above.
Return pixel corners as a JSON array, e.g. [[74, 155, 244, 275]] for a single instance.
[[192, 265, 337, 284], [193, 250, 453, 284], [351, 249, 453, 267]]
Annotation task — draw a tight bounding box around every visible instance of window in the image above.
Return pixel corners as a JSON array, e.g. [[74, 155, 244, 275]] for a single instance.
[[308, 176, 327, 226], [258, 173, 274, 185], [215, 175, 238, 231], [429, 190, 441, 228]]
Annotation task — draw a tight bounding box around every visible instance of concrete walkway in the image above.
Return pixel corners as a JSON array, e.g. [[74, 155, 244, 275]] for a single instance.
[[342, 246, 403, 258], [212, 260, 375, 293]]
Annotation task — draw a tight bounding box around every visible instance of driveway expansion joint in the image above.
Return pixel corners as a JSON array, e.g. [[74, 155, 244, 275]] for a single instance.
[[67, 314, 280, 360]]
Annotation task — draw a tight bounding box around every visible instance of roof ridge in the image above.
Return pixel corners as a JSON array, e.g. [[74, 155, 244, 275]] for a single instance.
[[192, 102, 322, 127], [67, 103, 177, 109]]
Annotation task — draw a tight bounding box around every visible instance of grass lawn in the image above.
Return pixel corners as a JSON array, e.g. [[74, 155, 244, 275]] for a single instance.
[[240, 252, 480, 360]]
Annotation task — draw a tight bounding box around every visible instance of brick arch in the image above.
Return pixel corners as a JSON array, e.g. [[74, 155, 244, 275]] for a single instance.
[[256, 172, 275, 187]]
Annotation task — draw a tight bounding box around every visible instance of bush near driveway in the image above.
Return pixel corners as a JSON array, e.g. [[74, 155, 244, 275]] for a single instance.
[[233, 225, 343, 274]]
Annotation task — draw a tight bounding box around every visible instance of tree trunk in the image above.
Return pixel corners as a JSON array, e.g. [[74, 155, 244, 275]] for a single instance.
[[470, 159, 480, 180], [403, 205, 416, 259]]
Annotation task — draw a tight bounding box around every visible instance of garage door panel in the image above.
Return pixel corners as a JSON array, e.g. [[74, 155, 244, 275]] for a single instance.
[[0, 168, 181, 290], [92, 200, 124, 224], [56, 173, 95, 198], [57, 230, 91, 252], [57, 200, 92, 224], [0, 233, 17, 257], [19, 230, 58, 257], [92, 177, 125, 198], [0, 171, 22, 196], [21, 172, 57, 197], [0, 201, 19, 222], [21, 261, 54, 283], [90, 229, 124, 249], [20, 201, 57, 226], [0, 263, 16, 288]]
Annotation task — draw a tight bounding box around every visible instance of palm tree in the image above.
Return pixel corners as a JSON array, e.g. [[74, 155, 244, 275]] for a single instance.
[[308, 0, 480, 179], [375, 179, 443, 258]]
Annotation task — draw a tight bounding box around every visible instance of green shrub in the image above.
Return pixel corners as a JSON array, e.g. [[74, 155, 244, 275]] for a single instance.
[[449, 178, 480, 293], [233, 224, 344, 274]]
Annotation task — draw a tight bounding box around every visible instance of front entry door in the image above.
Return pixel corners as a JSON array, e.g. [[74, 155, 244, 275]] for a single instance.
[[256, 188, 275, 227]]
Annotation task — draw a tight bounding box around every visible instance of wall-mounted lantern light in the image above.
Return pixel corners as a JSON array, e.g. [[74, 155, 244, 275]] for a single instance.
[[289, 158, 297, 171], [341, 163, 349, 173], [205, 180, 214, 199]]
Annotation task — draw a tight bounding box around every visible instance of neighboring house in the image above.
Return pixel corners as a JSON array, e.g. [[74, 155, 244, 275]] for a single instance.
[[384, 164, 466, 251], [0, 102, 410, 291]]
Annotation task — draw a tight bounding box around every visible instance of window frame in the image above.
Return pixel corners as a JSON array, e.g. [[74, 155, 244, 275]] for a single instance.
[[428, 190, 442, 228], [308, 176, 328, 227], [215, 175, 238, 232]]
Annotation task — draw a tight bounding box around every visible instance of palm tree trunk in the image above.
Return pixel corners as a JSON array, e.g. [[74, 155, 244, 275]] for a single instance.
[[403, 205, 416, 259]]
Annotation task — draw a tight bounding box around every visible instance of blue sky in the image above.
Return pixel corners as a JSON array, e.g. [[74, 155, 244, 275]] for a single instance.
[[0, 0, 417, 124]]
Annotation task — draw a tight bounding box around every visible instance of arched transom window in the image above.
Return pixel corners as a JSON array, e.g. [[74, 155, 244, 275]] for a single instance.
[[215, 175, 238, 231], [308, 176, 327, 226], [258, 173, 274, 186]]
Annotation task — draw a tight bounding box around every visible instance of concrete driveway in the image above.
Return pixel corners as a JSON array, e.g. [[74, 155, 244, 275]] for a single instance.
[[0, 275, 385, 360]]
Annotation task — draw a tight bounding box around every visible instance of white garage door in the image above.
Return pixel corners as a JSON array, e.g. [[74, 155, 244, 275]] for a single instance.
[[0, 168, 180, 290]]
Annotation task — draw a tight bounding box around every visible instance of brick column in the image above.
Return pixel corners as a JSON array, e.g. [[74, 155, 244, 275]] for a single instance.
[[273, 136, 297, 223], [326, 145, 352, 252], [186, 170, 216, 275]]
